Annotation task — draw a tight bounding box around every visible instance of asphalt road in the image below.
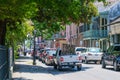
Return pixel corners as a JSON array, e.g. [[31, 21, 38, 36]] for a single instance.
[[44, 62, 120, 80], [13, 55, 120, 80]]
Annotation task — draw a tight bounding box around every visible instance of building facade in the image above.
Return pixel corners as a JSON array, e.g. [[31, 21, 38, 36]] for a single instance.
[[51, 1, 120, 50]]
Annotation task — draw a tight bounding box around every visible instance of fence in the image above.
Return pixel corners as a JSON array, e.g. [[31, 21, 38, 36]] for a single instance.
[[0, 45, 8, 80]]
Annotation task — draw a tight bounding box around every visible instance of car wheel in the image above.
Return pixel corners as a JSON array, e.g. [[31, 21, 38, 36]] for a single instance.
[[82, 60, 84, 63], [77, 65, 82, 71], [38, 58, 41, 61], [94, 61, 97, 64], [102, 59, 106, 68], [57, 65, 62, 71], [54, 65, 57, 69], [71, 66, 75, 68], [85, 57, 88, 64], [113, 61, 119, 71]]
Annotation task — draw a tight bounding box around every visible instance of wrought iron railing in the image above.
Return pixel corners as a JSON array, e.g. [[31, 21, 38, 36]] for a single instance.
[[0, 45, 8, 80], [83, 30, 108, 39]]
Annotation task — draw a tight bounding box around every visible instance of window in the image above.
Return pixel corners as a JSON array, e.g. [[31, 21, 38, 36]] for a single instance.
[[114, 46, 120, 51]]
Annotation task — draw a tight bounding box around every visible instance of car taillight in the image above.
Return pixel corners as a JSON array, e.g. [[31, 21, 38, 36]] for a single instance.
[[60, 57, 64, 62], [40, 54, 42, 57], [88, 53, 92, 56], [76, 52, 79, 55], [48, 56, 53, 59], [78, 56, 82, 60]]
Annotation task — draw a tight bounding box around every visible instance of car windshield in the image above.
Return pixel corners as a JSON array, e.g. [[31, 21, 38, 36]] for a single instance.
[[47, 50, 56, 56], [88, 48, 101, 53], [76, 48, 86, 51]]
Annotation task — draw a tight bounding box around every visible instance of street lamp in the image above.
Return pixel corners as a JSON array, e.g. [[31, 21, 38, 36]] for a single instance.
[[33, 30, 37, 65]]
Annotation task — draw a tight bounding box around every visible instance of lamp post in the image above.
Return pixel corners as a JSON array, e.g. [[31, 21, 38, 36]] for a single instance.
[[33, 30, 36, 65]]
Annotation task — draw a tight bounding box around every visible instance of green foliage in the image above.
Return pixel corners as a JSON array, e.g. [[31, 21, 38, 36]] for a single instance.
[[0, 0, 38, 20], [33, 0, 104, 39], [0, 0, 105, 46], [33, 20, 65, 39], [35, 0, 105, 24], [14, 44, 21, 59], [6, 20, 34, 46]]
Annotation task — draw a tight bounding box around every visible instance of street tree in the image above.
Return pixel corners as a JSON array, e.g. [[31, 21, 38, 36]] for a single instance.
[[0, 0, 37, 45], [0, 0, 106, 46], [33, 0, 106, 39]]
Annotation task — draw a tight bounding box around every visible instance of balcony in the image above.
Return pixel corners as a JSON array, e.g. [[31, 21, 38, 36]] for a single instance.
[[83, 30, 108, 39]]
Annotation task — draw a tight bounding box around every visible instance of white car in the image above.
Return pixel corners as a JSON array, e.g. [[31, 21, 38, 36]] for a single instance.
[[82, 47, 103, 64], [75, 47, 86, 56]]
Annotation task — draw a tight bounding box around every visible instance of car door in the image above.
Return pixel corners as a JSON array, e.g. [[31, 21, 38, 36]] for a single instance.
[[104, 46, 113, 65], [110, 46, 120, 65]]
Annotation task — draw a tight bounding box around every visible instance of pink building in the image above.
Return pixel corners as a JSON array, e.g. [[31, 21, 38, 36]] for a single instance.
[[66, 23, 77, 45]]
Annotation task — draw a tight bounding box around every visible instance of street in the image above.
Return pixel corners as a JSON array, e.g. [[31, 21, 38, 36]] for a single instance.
[[46, 63, 120, 80], [13, 55, 120, 80]]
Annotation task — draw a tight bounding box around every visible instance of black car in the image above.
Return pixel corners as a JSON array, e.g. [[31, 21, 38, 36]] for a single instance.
[[102, 44, 120, 71]]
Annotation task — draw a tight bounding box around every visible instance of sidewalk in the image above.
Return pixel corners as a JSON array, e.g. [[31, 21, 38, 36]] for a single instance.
[[12, 55, 61, 80]]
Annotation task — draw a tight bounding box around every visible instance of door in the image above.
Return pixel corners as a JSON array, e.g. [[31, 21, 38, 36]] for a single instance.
[[104, 46, 113, 65]]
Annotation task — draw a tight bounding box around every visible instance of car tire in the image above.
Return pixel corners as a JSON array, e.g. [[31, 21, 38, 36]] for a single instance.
[[54, 65, 57, 69], [77, 65, 82, 71], [113, 61, 119, 71], [71, 66, 75, 68], [102, 59, 106, 68], [38, 58, 41, 61], [57, 65, 62, 71], [85, 57, 88, 64], [94, 61, 97, 64]]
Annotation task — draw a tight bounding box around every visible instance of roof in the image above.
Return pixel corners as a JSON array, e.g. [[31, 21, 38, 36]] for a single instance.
[[109, 1, 120, 21]]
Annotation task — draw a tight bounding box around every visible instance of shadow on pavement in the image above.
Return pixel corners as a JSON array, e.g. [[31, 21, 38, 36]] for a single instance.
[[47, 66, 93, 76], [13, 56, 94, 77], [103, 67, 120, 72], [82, 66, 93, 71], [17, 56, 32, 59], [12, 77, 32, 80], [14, 64, 50, 74]]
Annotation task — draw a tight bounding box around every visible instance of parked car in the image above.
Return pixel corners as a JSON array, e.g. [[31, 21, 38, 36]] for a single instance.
[[38, 49, 45, 61], [41, 50, 48, 63], [53, 44, 82, 71], [102, 44, 120, 71], [31, 49, 37, 58], [45, 50, 56, 66], [82, 47, 103, 64], [40, 48, 56, 63], [75, 47, 86, 55]]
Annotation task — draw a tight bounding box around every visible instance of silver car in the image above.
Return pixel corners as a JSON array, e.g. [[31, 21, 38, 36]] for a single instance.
[[45, 50, 56, 66], [82, 47, 103, 64]]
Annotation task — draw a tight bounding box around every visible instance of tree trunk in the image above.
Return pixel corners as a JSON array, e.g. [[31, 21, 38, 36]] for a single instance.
[[0, 20, 7, 45]]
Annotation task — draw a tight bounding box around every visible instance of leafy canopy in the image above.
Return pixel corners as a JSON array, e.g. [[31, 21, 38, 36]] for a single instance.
[[0, 0, 106, 45], [33, 0, 105, 39]]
